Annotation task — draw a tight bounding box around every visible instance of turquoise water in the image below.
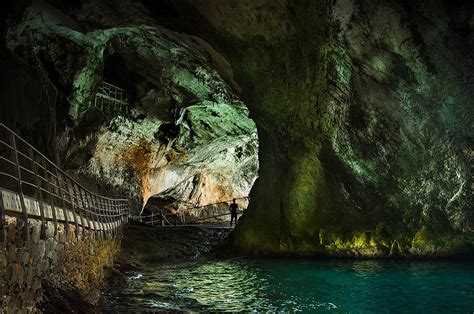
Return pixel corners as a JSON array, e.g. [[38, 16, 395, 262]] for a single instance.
[[103, 258, 474, 312]]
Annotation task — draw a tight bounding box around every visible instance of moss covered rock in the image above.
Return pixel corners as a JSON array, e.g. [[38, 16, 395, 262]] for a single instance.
[[176, 0, 474, 257], [4, 0, 473, 257]]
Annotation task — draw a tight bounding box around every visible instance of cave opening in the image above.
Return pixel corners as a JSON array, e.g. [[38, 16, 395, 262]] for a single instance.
[[97, 39, 260, 226], [103, 52, 136, 97], [102, 52, 138, 108], [141, 187, 253, 227]]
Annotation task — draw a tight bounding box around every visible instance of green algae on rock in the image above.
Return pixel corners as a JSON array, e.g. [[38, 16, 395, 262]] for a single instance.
[[174, 0, 473, 257], [3, 0, 473, 257], [7, 0, 259, 217]]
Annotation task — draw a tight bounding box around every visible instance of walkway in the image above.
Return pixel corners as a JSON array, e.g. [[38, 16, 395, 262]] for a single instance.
[[0, 123, 129, 242], [129, 198, 248, 230], [0, 122, 247, 240], [90, 82, 129, 116]]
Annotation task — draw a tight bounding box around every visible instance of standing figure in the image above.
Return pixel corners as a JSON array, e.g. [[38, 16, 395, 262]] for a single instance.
[[229, 198, 238, 226]]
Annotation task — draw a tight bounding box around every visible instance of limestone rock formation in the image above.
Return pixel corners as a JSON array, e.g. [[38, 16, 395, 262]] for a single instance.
[[5, 0, 258, 215], [203, 0, 473, 257], [2, 0, 473, 257], [135, 0, 473, 257]]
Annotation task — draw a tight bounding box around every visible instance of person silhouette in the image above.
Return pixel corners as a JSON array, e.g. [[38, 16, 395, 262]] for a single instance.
[[229, 198, 238, 226]]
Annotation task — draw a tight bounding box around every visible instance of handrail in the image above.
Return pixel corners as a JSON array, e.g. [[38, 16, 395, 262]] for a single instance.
[[0, 125, 127, 202], [187, 210, 245, 224], [101, 81, 127, 95], [130, 196, 249, 227], [90, 81, 129, 116], [0, 123, 129, 242], [184, 196, 249, 211]]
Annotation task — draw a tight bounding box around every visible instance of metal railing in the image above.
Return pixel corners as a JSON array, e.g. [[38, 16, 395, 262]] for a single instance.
[[90, 82, 129, 116], [130, 196, 249, 227], [0, 123, 129, 242]]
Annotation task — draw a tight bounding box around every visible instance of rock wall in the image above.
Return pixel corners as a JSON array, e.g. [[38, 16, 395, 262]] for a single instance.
[[2, 0, 473, 257], [4, 0, 259, 215], [0, 216, 120, 312], [212, 0, 474, 257], [139, 0, 473, 257]]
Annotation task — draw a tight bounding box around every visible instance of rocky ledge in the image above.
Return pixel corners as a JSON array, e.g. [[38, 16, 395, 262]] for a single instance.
[[116, 224, 231, 267]]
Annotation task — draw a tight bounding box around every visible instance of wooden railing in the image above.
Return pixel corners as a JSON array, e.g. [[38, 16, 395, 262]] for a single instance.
[[0, 123, 129, 242]]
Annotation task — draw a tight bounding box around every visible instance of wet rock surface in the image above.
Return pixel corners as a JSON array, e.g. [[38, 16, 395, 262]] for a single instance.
[[156, 0, 474, 257], [39, 283, 99, 314], [1, 0, 473, 257], [5, 0, 258, 216], [0, 216, 120, 312], [116, 225, 231, 266]]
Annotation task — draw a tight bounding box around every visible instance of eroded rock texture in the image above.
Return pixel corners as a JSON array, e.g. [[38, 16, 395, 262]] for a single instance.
[[148, 0, 473, 256], [0, 216, 120, 312], [4, 0, 258, 215], [206, 0, 473, 257], [2, 0, 473, 257]]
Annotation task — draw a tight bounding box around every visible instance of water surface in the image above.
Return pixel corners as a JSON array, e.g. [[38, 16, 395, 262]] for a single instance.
[[103, 258, 474, 312]]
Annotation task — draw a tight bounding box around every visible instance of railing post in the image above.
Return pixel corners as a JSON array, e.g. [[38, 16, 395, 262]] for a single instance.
[[54, 170, 70, 240], [105, 199, 112, 239], [110, 200, 115, 235], [115, 200, 121, 235], [72, 182, 86, 239], [28, 148, 46, 240], [99, 197, 105, 238], [121, 202, 125, 227], [116, 201, 121, 231], [10, 133, 29, 242], [122, 204, 126, 226], [102, 196, 110, 239], [79, 187, 92, 236], [93, 195, 105, 240], [125, 202, 129, 224], [103, 199, 109, 239], [91, 195, 100, 239], [41, 158, 58, 237], [85, 192, 98, 239], [112, 200, 118, 236], [116, 201, 122, 234], [65, 177, 80, 240], [117, 201, 122, 232], [0, 191, 5, 243]]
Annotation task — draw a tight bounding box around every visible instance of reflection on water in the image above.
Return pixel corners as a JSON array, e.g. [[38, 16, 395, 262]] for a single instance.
[[103, 258, 474, 312]]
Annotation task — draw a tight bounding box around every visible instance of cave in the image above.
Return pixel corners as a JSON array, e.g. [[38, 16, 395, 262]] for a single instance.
[[0, 0, 473, 312], [103, 53, 135, 95]]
